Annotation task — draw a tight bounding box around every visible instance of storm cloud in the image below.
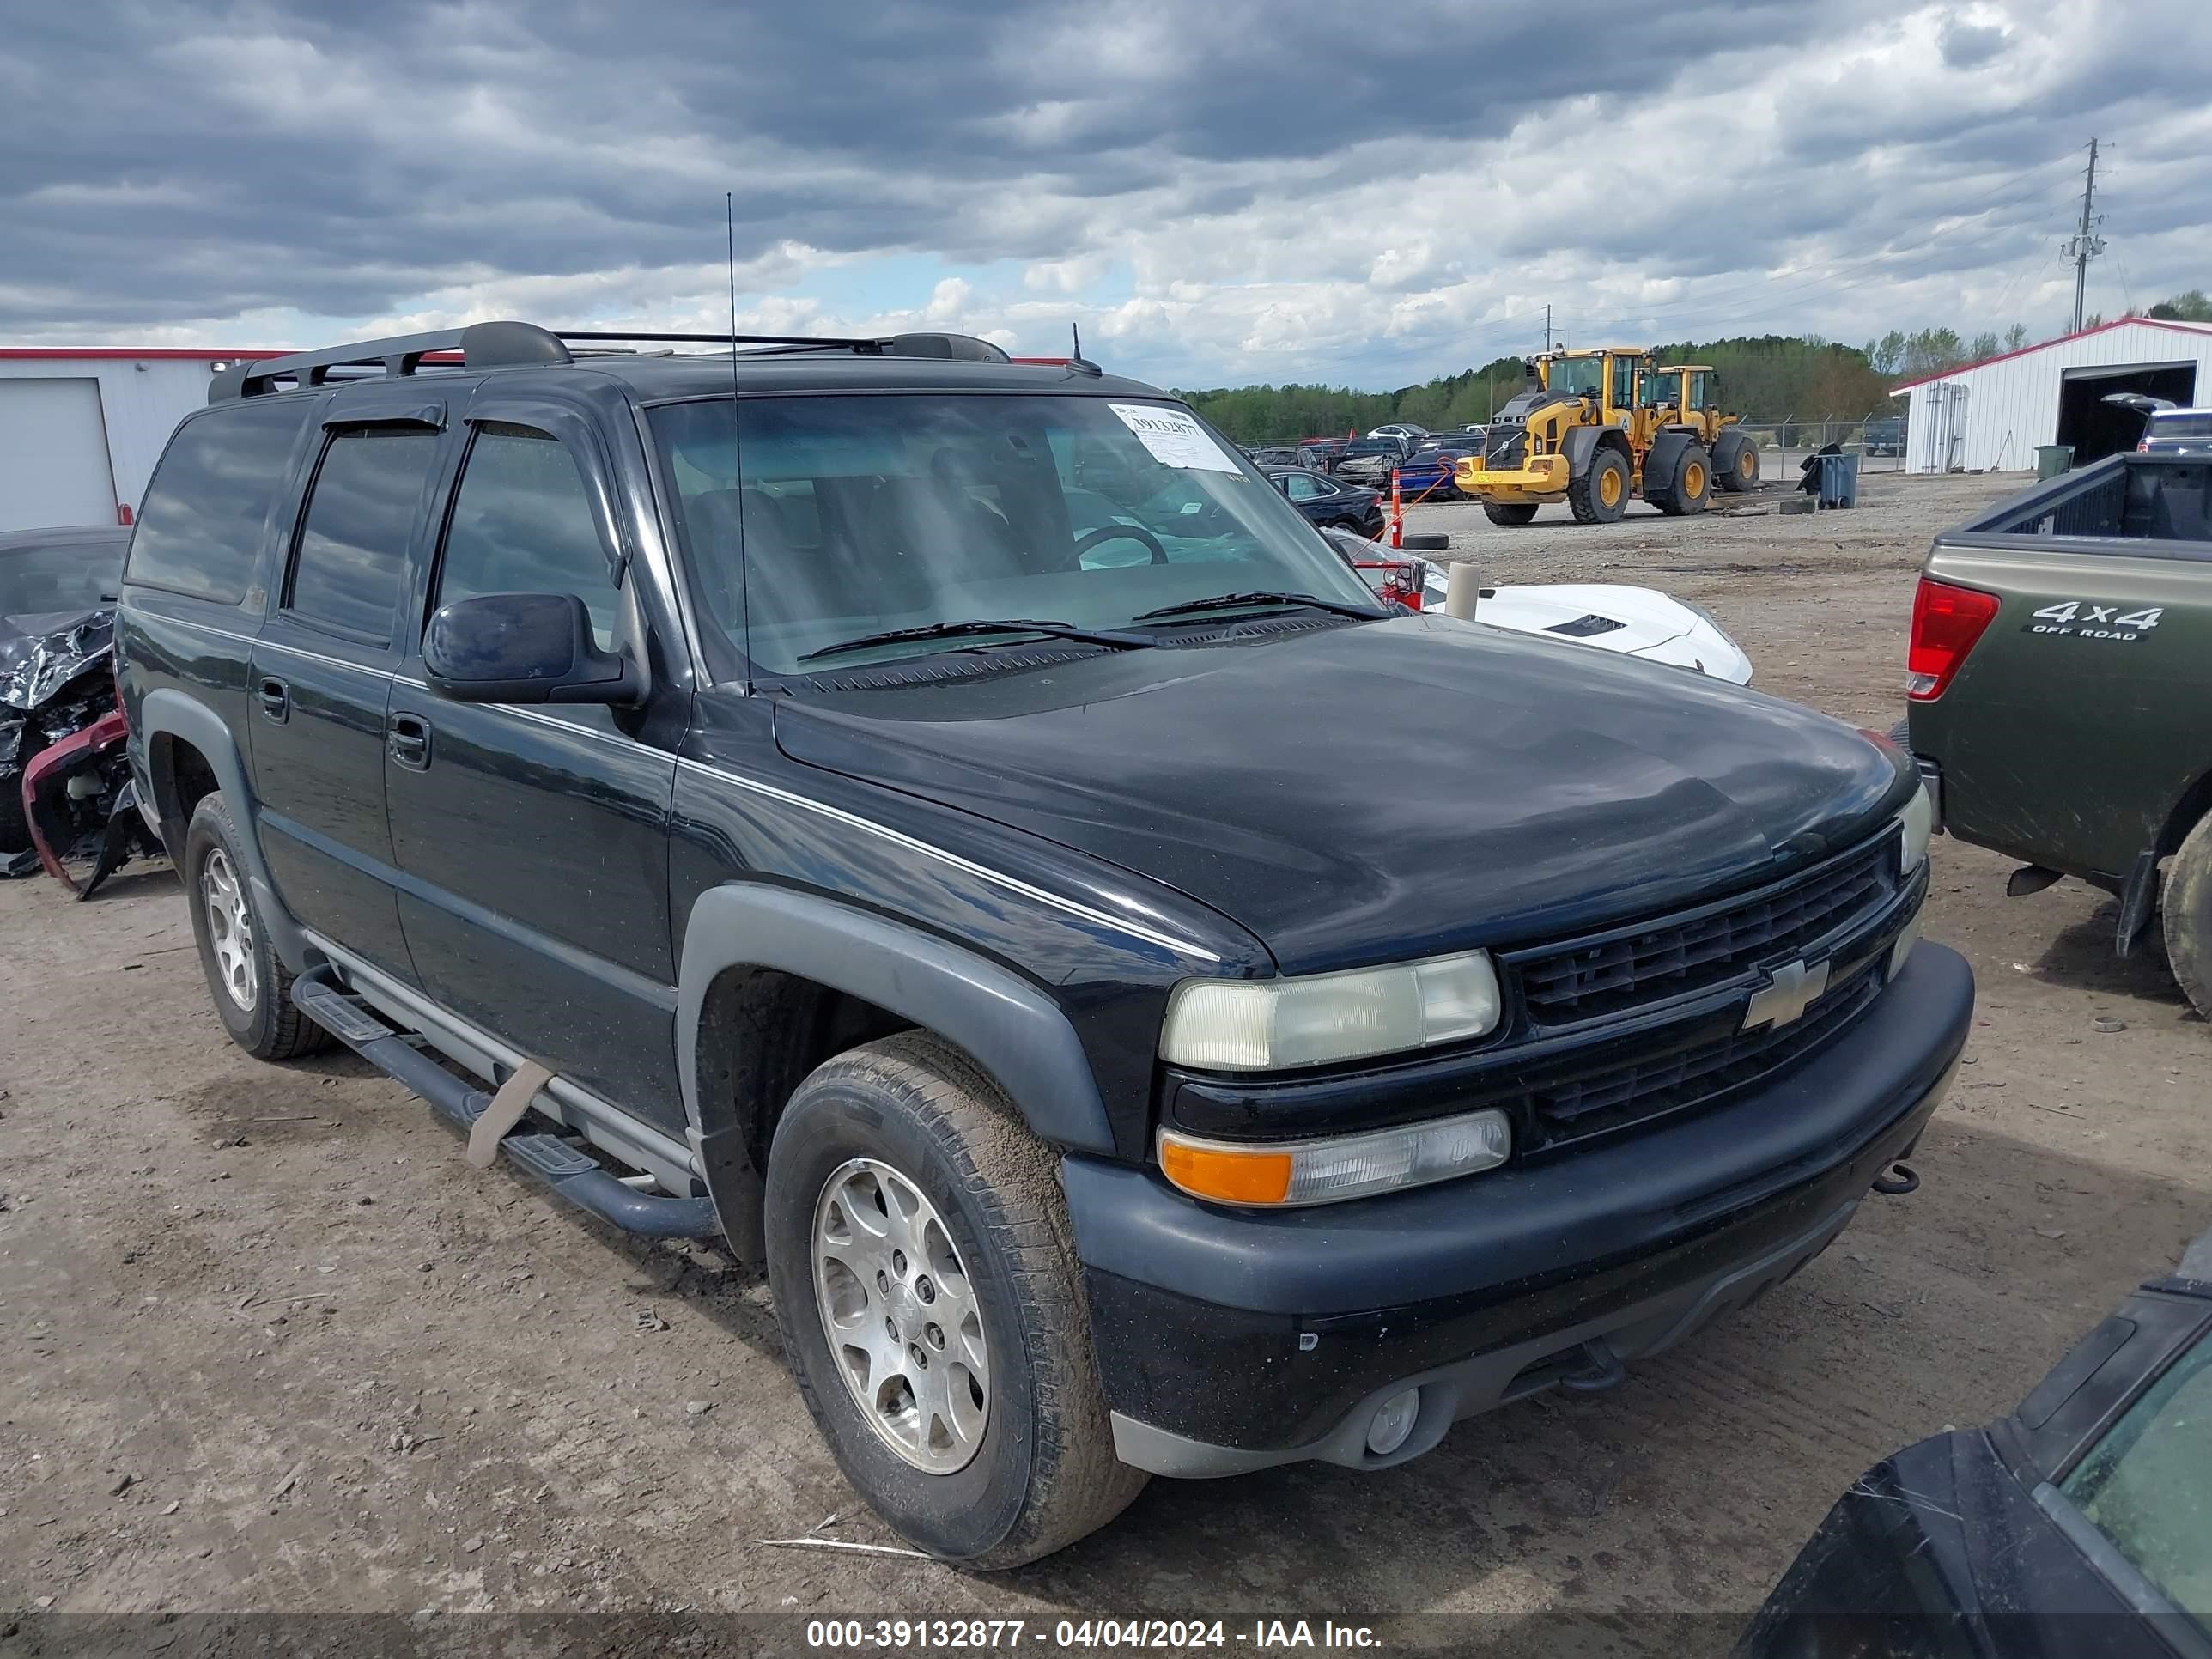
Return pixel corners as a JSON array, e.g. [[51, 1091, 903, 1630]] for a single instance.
[[4, 0, 2209, 385]]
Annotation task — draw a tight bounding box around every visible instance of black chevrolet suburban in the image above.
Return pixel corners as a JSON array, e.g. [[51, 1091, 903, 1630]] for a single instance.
[[116, 321, 1972, 1566]]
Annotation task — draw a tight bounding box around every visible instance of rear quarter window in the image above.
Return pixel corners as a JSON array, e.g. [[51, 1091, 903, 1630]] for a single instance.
[[125, 399, 312, 605]]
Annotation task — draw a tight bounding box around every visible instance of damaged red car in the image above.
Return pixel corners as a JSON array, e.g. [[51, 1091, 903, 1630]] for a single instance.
[[1, 525, 162, 896]]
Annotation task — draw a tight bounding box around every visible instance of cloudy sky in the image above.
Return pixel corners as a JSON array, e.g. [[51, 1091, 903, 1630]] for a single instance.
[[4, 1, 2209, 387]]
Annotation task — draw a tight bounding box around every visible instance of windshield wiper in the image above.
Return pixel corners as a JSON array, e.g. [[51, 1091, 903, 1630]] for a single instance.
[[1133, 591, 1390, 624], [798, 617, 1153, 665]]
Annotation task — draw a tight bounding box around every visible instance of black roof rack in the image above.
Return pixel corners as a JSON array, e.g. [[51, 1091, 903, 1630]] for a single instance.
[[210, 319, 1011, 402]]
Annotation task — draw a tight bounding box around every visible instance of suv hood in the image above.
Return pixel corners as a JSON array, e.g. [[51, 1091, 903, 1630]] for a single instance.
[[775, 615, 1906, 974]]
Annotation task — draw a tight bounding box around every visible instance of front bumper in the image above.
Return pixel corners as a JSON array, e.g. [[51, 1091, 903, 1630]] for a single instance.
[[1064, 940, 1973, 1477], [1459, 454, 1570, 495]]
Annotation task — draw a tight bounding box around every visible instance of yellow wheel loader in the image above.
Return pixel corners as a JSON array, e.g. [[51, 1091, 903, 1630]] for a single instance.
[[1644, 362, 1761, 496], [1455, 349, 1759, 525]]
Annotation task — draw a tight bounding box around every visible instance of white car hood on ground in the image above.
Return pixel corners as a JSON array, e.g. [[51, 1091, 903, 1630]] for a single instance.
[[1417, 572, 1753, 684]]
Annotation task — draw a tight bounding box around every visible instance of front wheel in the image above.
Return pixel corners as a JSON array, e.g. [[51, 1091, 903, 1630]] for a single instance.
[[1657, 443, 1712, 516], [764, 1033, 1146, 1567], [1482, 501, 1540, 526], [2162, 810, 2212, 1020], [1569, 447, 1631, 524]]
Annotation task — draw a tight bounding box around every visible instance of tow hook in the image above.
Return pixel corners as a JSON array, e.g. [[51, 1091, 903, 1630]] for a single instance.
[[1871, 1162, 1920, 1197], [1559, 1338, 1626, 1394]]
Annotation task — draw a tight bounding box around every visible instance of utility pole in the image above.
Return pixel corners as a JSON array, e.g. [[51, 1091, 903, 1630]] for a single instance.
[[2064, 137, 2105, 334], [1544, 305, 1552, 354]]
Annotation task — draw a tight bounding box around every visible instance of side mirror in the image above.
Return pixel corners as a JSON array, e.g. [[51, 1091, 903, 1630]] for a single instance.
[[422, 592, 640, 705]]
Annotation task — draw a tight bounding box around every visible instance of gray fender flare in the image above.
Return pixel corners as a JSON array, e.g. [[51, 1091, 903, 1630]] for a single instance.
[[139, 687, 311, 969], [675, 883, 1115, 1155], [1644, 429, 1692, 495], [1561, 423, 1626, 477]]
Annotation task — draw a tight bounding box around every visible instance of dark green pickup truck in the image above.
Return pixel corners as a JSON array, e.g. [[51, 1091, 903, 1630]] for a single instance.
[[1905, 453, 2212, 1014]]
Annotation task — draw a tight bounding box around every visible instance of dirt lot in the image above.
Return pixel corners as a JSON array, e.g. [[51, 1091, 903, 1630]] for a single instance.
[[4, 466, 2209, 1648]]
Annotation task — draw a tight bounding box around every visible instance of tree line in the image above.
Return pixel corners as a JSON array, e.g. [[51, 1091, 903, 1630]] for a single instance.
[[1177, 337, 1894, 443], [1176, 291, 2209, 444], [1862, 290, 2209, 380]]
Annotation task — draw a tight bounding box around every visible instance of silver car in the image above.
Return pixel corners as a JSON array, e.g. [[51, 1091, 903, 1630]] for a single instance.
[[2142, 406, 2212, 457]]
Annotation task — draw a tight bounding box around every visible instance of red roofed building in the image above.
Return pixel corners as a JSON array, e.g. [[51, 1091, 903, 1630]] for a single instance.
[[1888, 318, 2212, 475], [0, 347, 289, 532]]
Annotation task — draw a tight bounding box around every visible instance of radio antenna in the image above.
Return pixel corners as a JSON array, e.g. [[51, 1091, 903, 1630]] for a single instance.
[[1067, 321, 1101, 378], [726, 191, 754, 695]]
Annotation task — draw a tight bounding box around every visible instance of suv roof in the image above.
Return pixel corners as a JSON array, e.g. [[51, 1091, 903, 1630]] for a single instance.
[[210, 319, 1160, 406]]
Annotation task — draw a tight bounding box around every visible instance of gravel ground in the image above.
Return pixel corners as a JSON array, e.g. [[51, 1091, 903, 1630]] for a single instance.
[[4, 465, 2208, 1650]]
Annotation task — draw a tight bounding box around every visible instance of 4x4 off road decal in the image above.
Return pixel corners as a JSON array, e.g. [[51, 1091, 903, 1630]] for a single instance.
[[2025, 601, 2164, 643]]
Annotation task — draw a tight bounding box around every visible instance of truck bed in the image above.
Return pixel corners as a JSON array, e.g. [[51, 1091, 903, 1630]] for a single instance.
[[1954, 453, 2212, 554], [1910, 453, 2212, 907]]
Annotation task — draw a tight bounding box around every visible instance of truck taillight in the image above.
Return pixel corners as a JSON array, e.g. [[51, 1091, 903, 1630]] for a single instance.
[[1906, 576, 2000, 701]]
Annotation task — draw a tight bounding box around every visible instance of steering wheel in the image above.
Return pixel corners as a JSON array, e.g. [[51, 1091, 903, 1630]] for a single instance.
[[1073, 522, 1168, 566]]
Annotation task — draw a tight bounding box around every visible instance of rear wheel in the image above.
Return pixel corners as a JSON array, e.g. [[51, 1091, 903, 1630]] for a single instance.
[[2162, 811, 2212, 1021], [765, 1032, 1146, 1567], [1481, 501, 1539, 526], [1568, 447, 1632, 524], [183, 793, 331, 1060], [1713, 430, 1759, 493]]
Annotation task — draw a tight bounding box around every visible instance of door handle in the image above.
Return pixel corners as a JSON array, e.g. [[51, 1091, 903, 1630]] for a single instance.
[[257, 677, 289, 722], [387, 712, 432, 770]]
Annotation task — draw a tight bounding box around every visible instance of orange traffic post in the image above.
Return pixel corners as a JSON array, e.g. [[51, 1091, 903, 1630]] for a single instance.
[[1389, 468, 1403, 548]]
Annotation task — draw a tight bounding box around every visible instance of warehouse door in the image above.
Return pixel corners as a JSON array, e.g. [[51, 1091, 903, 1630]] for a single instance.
[[2057, 361, 2197, 466], [0, 378, 118, 532]]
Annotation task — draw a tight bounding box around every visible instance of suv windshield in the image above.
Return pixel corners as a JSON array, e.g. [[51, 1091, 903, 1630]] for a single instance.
[[2150, 413, 2212, 440], [649, 394, 1382, 675]]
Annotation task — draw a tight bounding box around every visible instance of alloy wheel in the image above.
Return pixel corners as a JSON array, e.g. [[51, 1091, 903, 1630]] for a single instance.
[[200, 847, 258, 1011], [812, 1157, 990, 1474]]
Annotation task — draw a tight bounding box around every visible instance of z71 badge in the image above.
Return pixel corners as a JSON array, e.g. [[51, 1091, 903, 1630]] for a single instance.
[[2025, 601, 2164, 642]]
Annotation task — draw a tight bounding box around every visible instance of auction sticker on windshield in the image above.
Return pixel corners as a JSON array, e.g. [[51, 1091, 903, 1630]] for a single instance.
[[1110, 404, 1241, 473]]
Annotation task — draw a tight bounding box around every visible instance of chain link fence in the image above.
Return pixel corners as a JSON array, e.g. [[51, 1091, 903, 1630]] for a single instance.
[[1732, 417, 1906, 478]]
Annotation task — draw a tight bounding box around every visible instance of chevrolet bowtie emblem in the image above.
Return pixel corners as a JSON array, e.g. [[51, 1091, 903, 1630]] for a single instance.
[[1742, 957, 1830, 1030]]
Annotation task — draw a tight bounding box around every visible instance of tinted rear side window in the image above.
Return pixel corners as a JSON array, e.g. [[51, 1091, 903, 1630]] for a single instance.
[[287, 428, 440, 643], [125, 400, 312, 604]]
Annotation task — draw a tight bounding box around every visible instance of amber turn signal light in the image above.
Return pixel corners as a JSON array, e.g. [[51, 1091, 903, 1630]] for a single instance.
[[1158, 1137, 1295, 1205]]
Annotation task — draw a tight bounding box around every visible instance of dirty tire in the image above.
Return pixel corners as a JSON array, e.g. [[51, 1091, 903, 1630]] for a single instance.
[[0, 741, 37, 854], [1569, 446, 1632, 524], [765, 1032, 1147, 1568], [181, 792, 331, 1060], [1713, 430, 1759, 493], [2161, 810, 2212, 1021], [1481, 501, 1540, 526], [1886, 716, 1913, 752], [1401, 532, 1450, 551], [1668, 442, 1712, 515]]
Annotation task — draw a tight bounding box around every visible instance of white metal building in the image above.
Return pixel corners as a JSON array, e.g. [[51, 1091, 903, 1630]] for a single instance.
[[1890, 318, 2212, 476], [0, 348, 286, 533]]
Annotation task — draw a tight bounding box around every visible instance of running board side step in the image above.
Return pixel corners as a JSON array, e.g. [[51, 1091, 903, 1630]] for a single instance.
[[291, 965, 720, 1239]]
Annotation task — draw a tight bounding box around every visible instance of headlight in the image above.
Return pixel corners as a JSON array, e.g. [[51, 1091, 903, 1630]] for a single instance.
[[1158, 949, 1502, 1071], [1898, 784, 1932, 874], [1158, 1109, 1512, 1207]]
